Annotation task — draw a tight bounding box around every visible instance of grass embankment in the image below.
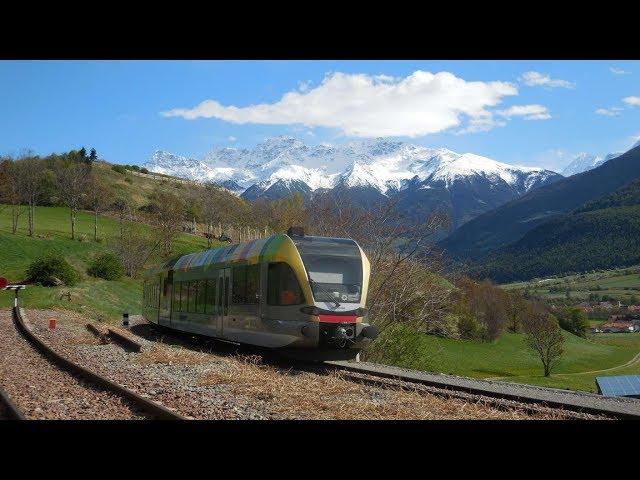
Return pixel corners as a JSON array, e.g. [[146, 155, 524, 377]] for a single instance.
[[369, 324, 640, 392], [0, 205, 212, 322]]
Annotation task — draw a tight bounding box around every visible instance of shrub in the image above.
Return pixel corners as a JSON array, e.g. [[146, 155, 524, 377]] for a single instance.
[[111, 164, 127, 175], [87, 253, 125, 280], [26, 254, 78, 286], [557, 307, 590, 337], [140, 167, 149, 174]]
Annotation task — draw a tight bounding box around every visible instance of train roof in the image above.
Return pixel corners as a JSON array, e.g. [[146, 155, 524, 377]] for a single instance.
[[143, 233, 360, 277]]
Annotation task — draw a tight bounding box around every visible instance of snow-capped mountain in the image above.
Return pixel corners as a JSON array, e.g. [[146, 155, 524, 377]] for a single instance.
[[561, 152, 622, 177], [144, 136, 562, 229]]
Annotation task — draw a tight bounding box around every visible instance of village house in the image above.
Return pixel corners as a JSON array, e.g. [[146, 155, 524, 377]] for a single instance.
[[599, 320, 638, 333]]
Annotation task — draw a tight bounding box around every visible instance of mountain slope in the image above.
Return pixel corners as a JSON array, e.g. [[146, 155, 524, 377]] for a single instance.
[[470, 175, 640, 282], [440, 145, 640, 259], [144, 136, 561, 230], [561, 152, 621, 177]]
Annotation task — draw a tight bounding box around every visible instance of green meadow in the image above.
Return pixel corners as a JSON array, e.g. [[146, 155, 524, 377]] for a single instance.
[[0, 205, 212, 321], [370, 324, 640, 393]]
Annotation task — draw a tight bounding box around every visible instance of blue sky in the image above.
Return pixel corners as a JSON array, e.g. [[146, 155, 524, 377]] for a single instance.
[[1, 60, 638, 171]]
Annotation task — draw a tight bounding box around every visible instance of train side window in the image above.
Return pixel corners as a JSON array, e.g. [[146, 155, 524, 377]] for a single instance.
[[267, 263, 304, 306], [173, 281, 180, 311], [206, 278, 217, 314], [224, 276, 229, 315], [232, 266, 247, 304], [186, 281, 195, 313], [179, 282, 186, 312], [197, 279, 207, 314], [246, 264, 260, 305]]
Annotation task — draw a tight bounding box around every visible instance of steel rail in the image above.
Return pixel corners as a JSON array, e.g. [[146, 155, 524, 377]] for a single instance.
[[0, 385, 25, 420], [134, 319, 640, 419], [12, 307, 186, 420], [325, 360, 640, 420]]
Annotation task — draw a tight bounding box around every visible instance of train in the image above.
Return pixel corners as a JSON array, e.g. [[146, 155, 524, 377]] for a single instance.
[[141, 227, 379, 360]]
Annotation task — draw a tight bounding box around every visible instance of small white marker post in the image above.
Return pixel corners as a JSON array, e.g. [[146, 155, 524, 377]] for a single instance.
[[3, 285, 26, 308]]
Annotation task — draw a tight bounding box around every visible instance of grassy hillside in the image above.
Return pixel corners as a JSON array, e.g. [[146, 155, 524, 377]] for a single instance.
[[502, 266, 640, 304], [369, 324, 640, 392], [0, 205, 213, 321], [472, 205, 640, 282]]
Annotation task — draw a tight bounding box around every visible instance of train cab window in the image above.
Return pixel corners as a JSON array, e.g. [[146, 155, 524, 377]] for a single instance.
[[196, 280, 207, 314], [205, 278, 217, 314], [267, 263, 304, 306]]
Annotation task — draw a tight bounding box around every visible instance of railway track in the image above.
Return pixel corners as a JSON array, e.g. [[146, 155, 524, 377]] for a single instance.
[[0, 384, 25, 420], [127, 319, 640, 419], [1, 308, 185, 420]]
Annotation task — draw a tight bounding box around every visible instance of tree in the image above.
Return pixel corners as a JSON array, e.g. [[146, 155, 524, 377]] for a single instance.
[[110, 224, 156, 277], [15, 154, 46, 237], [557, 307, 590, 338], [89, 148, 97, 163], [505, 290, 526, 333], [143, 188, 186, 256], [0, 158, 24, 234], [305, 193, 451, 338], [112, 195, 135, 239], [84, 172, 112, 241], [523, 309, 565, 377], [57, 161, 91, 240]]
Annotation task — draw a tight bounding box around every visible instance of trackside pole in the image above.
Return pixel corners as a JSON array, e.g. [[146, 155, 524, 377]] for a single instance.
[[2, 284, 26, 308]]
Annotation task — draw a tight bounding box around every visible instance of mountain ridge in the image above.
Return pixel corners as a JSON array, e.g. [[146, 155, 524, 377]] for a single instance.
[[441, 144, 640, 259], [144, 136, 562, 230]]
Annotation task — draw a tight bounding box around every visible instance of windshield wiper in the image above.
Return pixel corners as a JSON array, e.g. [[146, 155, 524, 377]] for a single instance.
[[308, 277, 341, 308]]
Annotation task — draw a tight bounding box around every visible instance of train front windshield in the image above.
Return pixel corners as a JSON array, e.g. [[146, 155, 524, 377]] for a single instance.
[[295, 237, 363, 304]]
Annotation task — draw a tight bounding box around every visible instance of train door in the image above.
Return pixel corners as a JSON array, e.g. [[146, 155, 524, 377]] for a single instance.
[[217, 268, 230, 337]]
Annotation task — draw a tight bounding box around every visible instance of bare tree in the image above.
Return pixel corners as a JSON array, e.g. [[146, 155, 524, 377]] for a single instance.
[[306, 192, 451, 337], [57, 161, 91, 240], [0, 158, 24, 234], [143, 188, 185, 256], [523, 308, 565, 377], [110, 223, 156, 277], [112, 195, 135, 239], [505, 290, 526, 333], [84, 172, 113, 241], [15, 154, 45, 237]]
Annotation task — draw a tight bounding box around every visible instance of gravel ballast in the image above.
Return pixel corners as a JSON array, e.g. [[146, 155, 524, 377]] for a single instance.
[[0, 309, 145, 420], [17, 308, 609, 420]]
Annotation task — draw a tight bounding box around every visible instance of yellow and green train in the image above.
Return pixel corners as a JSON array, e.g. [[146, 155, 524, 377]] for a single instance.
[[142, 229, 378, 360]]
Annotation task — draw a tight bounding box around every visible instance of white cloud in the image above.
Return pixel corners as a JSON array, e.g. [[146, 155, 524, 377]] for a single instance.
[[227, 136, 237, 142], [623, 96, 640, 107], [497, 104, 551, 120], [610, 67, 630, 75], [519, 71, 575, 89], [595, 107, 623, 116], [161, 70, 518, 138]]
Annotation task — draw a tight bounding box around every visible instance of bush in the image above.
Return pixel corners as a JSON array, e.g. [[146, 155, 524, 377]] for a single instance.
[[87, 253, 125, 280], [140, 167, 149, 174], [557, 307, 590, 337], [111, 164, 127, 175], [26, 254, 78, 286]]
